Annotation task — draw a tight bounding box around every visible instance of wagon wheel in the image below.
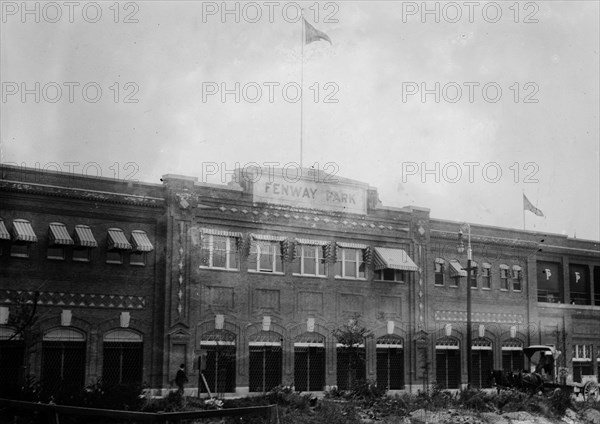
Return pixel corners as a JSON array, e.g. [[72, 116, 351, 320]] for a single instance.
[[583, 381, 599, 401]]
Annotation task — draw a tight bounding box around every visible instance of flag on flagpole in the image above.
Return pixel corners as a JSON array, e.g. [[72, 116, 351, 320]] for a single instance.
[[304, 18, 332, 45], [523, 194, 544, 217]]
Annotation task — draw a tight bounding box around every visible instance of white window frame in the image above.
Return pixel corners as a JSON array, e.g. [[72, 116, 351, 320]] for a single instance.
[[481, 265, 492, 290], [375, 268, 405, 282], [200, 234, 238, 270], [434, 259, 445, 286], [500, 266, 509, 291], [249, 240, 283, 274], [335, 248, 366, 280], [512, 267, 523, 292], [295, 244, 326, 277], [573, 344, 592, 362]]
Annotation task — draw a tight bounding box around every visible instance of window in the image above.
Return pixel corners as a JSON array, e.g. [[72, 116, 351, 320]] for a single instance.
[[10, 242, 30, 258], [106, 250, 123, 264], [42, 328, 86, 394], [10, 219, 37, 258], [573, 344, 593, 383], [250, 240, 282, 273], [500, 265, 509, 290], [294, 333, 326, 391], [512, 266, 522, 292], [434, 259, 445, 286], [47, 246, 65, 260], [201, 234, 239, 270], [537, 261, 562, 303], [293, 243, 326, 276], [469, 262, 478, 289], [107, 228, 131, 265], [482, 263, 492, 289], [72, 247, 91, 262], [335, 248, 366, 279], [248, 332, 282, 392], [376, 336, 404, 390], [130, 251, 146, 266], [103, 330, 143, 386], [502, 340, 524, 372], [448, 260, 465, 287], [375, 269, 405, 282], [569, 264, 590, 305], [435, 338, 460, 389], [336, 344, 366, 389], [47, 222, 73, 260]]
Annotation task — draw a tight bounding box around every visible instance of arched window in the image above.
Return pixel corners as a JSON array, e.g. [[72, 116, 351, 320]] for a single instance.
[[435, 337, 460, 389], [103, 330, 143, 386], [502, 339, 524, 372], [471, 338, 493, 388], [294, 332, 325, 391], [199, 330, 236, 393], [376, 335, 404, 390], [0, 326, 25, 397], [248, 331, 282, 392], [42, 328, 86, 394]]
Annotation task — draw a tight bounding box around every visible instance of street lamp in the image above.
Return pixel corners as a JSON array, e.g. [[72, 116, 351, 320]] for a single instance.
[[457, 224, 472, 388]]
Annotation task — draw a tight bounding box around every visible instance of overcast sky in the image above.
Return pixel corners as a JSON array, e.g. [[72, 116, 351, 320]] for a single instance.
[[1, 1, 599, 240]]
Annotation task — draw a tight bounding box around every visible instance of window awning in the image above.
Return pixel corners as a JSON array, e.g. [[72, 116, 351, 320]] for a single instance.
[[107, 228, 132, 250], [482, 262, 492, 269], [0, 219, 10, 240], [48, 222, 74, 245], [512, 265, 522, 271], [499, 264, 509, 270], [131, 230, 154, 252], [373, 247, 418, 271], [201, 228, 242, 238], [434, 258, 445, 264], [295, 238, 329, 246], [449, 260, 467, 277], [12, 219, 37, 243], [74, 225, 98, 248], [250, 234, 286, 242], [337, 242, 368, 249]]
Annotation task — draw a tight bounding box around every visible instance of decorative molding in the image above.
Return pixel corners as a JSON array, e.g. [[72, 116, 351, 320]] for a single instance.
[[0, 180, 164, 208], [434, 309, 524, 324], [431, 229, 539, 249], [1, 289, 146, 309]]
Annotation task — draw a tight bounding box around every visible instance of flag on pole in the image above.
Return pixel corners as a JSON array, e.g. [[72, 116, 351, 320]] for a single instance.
[[304, 18, 332, 45], [523, 194, 544, 217]]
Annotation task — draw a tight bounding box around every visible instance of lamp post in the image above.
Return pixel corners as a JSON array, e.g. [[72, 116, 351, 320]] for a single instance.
[[457, 224, 472, 388]]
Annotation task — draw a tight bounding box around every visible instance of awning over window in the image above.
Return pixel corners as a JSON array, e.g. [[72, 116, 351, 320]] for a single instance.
[[201, 228, 242, 238], [499, 264, 509, 270], [296, 238, 329, 246], [131, 230, 154, 252], [449, 260, 467, 277], [12, 219, 37, 243], [512, 265, 522, 271], [250, 233, 286, 242], [337, 242, 368, 249], [482, 262, 492, 269], [107, 228, 132, 250], [0, 219, 10, 240], [48, 222, 74, 245], [373, 247, 418, 271], [74, 225, 98, 248], [434, 257, 445, 264]]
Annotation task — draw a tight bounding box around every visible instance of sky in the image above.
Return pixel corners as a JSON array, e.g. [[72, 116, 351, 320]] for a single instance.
[[1, 1, 599, 240]]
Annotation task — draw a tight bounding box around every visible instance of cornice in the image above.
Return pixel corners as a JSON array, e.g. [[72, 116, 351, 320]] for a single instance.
[[431, 229, 539, 248], [0, 180, 165, 208]]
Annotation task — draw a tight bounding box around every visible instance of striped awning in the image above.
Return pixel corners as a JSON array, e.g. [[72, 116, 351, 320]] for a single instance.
[[482, 262, 492, 269], [48, 222, 74, 245], [250, 234, 286, 242], [12, 219, 37, 243], [470, 261, 478, 269], [449, 260, 467, 277], [337, 242, 368, 249], [499, 264, 509, 270], [131, 230, 154, 252], [202, 228, 242, 238], [0, 219, 9, 240], [107, 228, 132, 250], [434, 257, 446, 264], [373, 247, 418, 271], [512, 265, 522, 271], [296, 238, 329, 246], [74, 225, 98, 248]]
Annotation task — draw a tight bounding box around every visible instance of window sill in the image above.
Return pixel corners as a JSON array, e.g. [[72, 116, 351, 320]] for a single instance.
[[106, 261, 123, 265], [334, 276, 367, 282], [199, 266, 239, 272], [374, 279, 405, 283], [72, 258, 91, 263], [130, 263, 146, 267], [292, 273, 327, 278], [248, 270, 284, 275]]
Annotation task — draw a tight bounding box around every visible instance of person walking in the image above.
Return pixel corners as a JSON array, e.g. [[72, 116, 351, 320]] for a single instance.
[[175, 363, 188, 394]]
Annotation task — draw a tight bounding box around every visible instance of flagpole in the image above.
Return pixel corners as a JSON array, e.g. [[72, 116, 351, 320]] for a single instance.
[[300, 12, 304, 168], [522, 192, 526, 230]]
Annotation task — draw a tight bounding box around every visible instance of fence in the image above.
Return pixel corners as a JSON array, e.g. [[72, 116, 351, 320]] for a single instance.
[[0, 398, 279, 424]]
